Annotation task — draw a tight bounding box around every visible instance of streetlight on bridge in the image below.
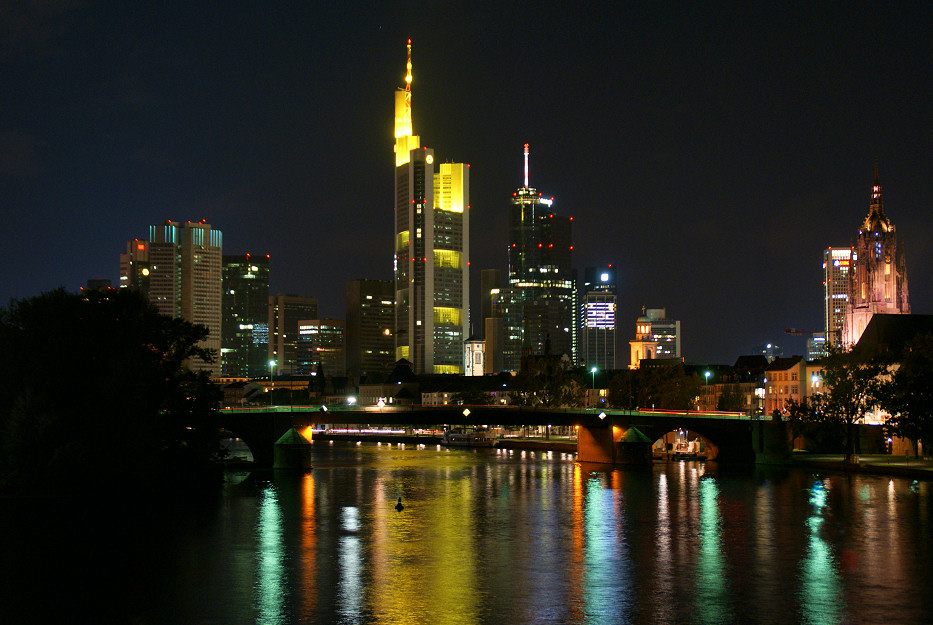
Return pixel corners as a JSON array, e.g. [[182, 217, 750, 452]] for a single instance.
[[590, 367, 598, 408], [269, 360, 276, 405]]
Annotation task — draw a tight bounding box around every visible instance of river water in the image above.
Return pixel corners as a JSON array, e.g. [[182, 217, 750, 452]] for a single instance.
[[3, 441, 932, 625]]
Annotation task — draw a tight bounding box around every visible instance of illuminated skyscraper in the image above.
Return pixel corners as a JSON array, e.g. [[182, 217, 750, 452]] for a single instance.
[[221, 253, 270, 378], [120, 220, 222, 376], [580, 265, 617, 370], [822, 246, 851, 348], [393, 40, 470, 374], [508, 144, 574, 363], [842, 165, 910, 347], [297, 318, 345, 377]]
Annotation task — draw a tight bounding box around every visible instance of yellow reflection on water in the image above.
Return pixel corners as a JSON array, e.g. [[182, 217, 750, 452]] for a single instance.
[[368, 468, 480, 624], [567, 463, 585, 623], [298, 473, 316, 618]]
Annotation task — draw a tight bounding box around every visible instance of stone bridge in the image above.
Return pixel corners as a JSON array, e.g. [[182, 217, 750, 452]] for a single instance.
[[220, 405, 763, 467]]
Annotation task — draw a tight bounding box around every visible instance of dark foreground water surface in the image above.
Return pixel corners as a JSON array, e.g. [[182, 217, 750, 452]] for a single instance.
[[3, 442, 932, 624]]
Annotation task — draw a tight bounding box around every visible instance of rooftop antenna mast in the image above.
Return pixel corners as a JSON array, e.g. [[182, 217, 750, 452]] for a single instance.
[[405, 39, 412, 91], [404, 39, 412, 118], [524, 143, 529, 188]]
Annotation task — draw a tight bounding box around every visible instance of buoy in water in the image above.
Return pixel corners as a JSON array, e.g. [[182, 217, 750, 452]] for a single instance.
[[395, 497, 404, 512]]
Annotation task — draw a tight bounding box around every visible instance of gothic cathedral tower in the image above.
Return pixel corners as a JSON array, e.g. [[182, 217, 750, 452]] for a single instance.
[[841, 164, 910, 347]]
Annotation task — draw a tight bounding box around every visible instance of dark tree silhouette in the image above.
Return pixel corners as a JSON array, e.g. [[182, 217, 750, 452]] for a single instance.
[[881, 333, 933, 456], [809, 347, 887, 464], [0, 289, 224, 496]]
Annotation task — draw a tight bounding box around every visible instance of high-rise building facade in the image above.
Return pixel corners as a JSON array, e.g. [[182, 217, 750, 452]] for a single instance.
[[297, 319, 345, 377], [648, 309, 681, 359], [823, 246, 852, 348], [480, 269, 501, 338], [221, 254, 270, 378], [580, 265, 617, 371], [508, 144, 574, 363], [120, 220, 222, 376], [392, 41, 470, 374], [807, 332, 828, 360], [268, 294, 318, 376], [479, 268, 511, 373], [119, 239, 150, 292], [842, 166, 910, 347], [345, 279, 395, 383]]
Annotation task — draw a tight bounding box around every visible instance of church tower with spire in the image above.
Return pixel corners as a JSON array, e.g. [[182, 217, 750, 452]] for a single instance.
[[841, 163, 910, 347], [392, 40, 470, 374]]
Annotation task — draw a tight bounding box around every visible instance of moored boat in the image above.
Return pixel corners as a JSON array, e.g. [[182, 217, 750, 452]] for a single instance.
[[441, 428, 497, 448]]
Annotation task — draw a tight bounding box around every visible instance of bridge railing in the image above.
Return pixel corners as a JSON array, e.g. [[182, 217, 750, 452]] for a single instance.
[[220, 404, 755, 420]]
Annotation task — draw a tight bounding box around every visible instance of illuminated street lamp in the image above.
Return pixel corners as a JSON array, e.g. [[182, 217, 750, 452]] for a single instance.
[[269, 359, 276, 405], [590, 367, 598, 408], [704, 371, 711, 411]]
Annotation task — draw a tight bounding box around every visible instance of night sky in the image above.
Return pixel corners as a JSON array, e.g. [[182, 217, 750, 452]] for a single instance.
[[3, 2, 931, 365]]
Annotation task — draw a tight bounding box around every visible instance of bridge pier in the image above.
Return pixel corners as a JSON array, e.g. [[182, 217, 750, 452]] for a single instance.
[[577, 419, 654, 466], [577, 423, 615, 464]]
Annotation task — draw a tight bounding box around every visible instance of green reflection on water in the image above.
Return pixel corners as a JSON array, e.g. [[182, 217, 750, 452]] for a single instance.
[[799, 479, 844, 625], [696, 477, 732, 624], [257, 485, 288, 624], [582, 477, 631, 624]]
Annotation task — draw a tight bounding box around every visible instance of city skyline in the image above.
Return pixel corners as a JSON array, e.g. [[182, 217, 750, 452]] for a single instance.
[[3, 3, 932, 364]]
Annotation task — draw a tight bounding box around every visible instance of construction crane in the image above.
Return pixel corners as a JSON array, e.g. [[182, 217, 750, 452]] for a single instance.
[[784, 328, 821, 335]]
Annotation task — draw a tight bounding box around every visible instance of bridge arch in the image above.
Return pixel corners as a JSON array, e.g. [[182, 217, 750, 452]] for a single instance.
[[576, 412, 754, 464], [651, 428, 719, 461], [219, 406, 757, 466]]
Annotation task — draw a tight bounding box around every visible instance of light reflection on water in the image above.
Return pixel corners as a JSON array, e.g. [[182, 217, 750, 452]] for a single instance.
[[799, 479, 843, 625], [3, 443, 933, 624], [257, 485, 287, 624], [697, 477, 729, 624]]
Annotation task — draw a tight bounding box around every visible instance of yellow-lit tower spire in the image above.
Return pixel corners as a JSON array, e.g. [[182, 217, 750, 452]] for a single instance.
[[394, 39, 419, 166], [392, 39, 469, 374]]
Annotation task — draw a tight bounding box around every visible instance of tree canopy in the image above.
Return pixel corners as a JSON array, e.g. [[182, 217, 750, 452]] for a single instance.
[[509, 354, 584, 407], [880, 332, 933, 453], [808, 347, 888, 463], [607, 365, 701, 411], [0, 288, 224, 496]]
